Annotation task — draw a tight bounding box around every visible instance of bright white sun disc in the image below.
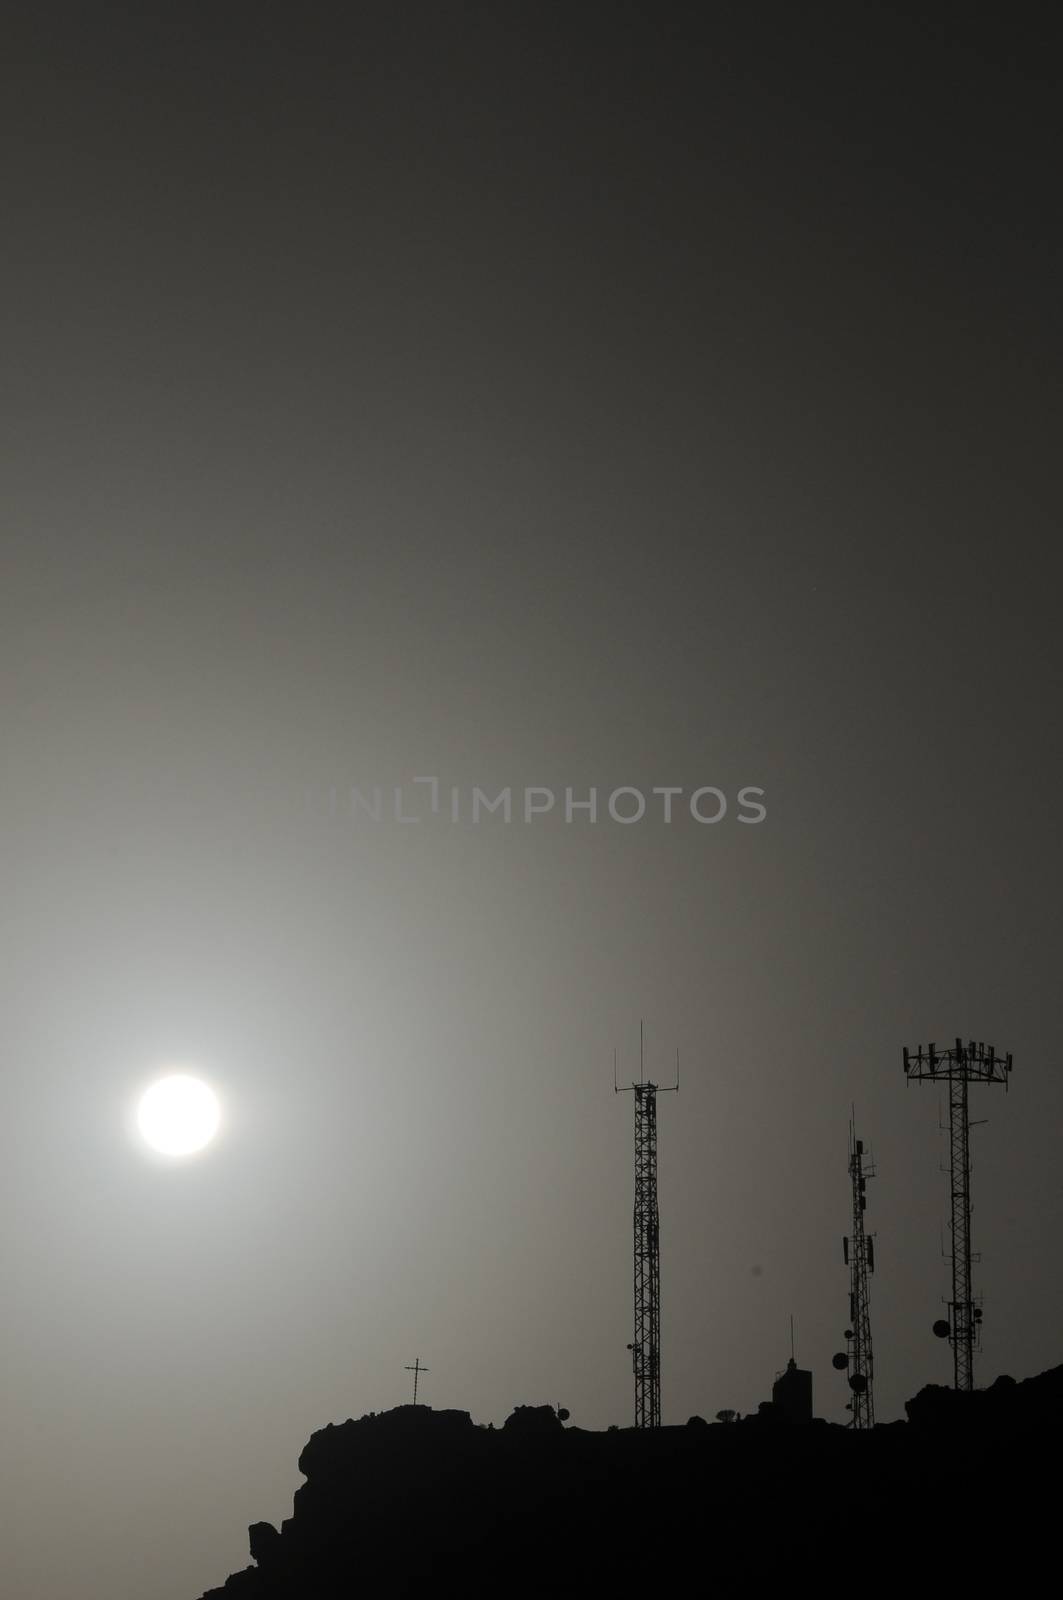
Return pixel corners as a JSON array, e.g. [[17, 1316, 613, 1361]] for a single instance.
[[137, 1074, 220, 1156]]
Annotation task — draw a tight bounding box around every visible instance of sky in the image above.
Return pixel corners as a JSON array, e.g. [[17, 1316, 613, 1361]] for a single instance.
[[2, 5, 1060, 1597]]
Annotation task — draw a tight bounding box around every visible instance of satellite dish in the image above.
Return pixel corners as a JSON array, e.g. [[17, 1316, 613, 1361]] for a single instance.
[[848, 1372, 867, 1393], [844, 1329, 853, 1340], [557, 1407, 570, 1423], [832, 1352, 849, 1370], [932, 1319, 951, 1339]]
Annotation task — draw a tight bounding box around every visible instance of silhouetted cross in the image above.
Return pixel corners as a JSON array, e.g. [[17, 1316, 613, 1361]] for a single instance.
[[405, 1358, 429, 1405]]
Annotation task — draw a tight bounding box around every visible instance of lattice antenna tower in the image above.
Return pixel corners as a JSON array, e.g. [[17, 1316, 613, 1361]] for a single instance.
[[903, 1038, 1013, 1390], [614, 1021, 678, 1428], [833, 1118, 876, 1427]]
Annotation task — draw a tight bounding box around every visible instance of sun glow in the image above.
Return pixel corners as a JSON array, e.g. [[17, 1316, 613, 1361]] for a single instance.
[[136, 1074, 221, 1156]]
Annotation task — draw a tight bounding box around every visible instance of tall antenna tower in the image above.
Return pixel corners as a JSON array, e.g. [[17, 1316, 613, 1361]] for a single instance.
[[903, 1038, 1013, 1391], [833, 1120, 875, 1427], [615, 1022, 678, 1428]]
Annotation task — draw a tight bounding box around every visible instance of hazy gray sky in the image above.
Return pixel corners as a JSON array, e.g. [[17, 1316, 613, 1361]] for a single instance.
[[3, 7, 1060, 1598]]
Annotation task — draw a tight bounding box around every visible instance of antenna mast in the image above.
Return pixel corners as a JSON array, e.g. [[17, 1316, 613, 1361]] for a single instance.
[[903, 1038, 1013, 1390], [834, 1119, 876, 1427], [615, 1021, 678, 1428]]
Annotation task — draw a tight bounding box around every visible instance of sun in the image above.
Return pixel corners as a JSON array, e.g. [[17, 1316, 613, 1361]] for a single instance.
[[136, 1074, 221, 1156]]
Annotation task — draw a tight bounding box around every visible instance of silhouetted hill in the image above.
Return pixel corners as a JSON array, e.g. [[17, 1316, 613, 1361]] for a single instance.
[[905, 1363, 1063, 1427], [200, 1371, 1061, 1596]]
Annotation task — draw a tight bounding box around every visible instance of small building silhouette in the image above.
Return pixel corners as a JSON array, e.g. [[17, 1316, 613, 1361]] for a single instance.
[[772, 1358, 813, 1424]]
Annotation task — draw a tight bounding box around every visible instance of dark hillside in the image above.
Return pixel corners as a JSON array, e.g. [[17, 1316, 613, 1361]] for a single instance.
[[201, 1368, 1062, 1596]]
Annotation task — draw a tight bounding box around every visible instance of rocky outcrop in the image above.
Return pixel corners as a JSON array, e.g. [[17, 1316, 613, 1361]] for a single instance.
[[200, 1372, 1061, 1597], [905, 1363, 1063, 1428]]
